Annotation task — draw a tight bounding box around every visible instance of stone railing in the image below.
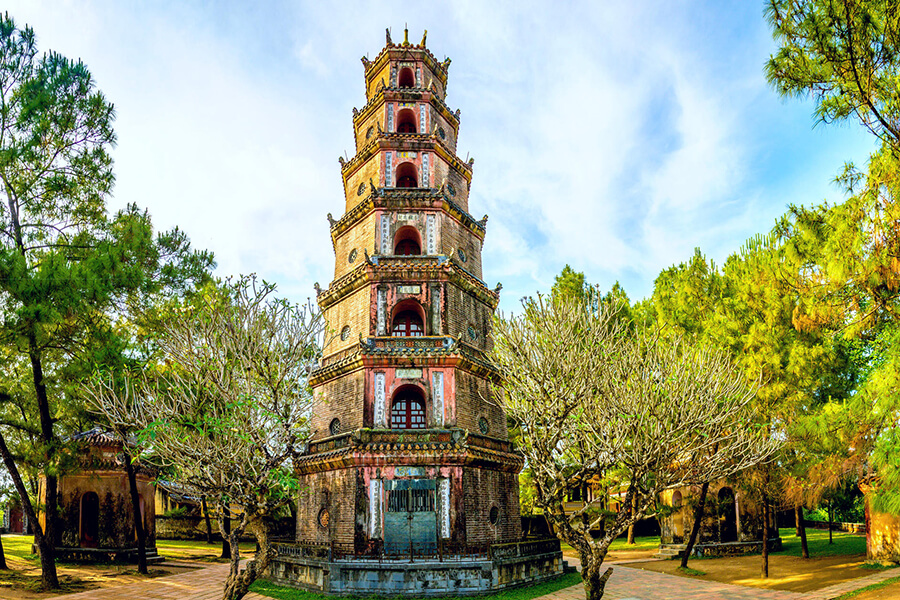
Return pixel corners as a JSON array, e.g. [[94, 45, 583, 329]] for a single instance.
[[489, 538, 560, 560]]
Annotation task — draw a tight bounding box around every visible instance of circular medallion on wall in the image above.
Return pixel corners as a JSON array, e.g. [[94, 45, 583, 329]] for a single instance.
[[348, 248, 358, 264], [366, 126, 374, 139], [318, 508, 330, 529], [478, 416, 489, 435], [330, 418, 342, 436], [438, 127, 446, 140], [357, 182, 366, 196], [467, 324, 478, 341], [458, 248, 467, 263], [489, 505, 500, 526], [340, 325, 351, 341], [446, 182, 456, 197]]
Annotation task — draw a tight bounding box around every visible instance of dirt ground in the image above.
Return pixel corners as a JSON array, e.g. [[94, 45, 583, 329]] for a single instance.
[[626, 553, 875, 593]]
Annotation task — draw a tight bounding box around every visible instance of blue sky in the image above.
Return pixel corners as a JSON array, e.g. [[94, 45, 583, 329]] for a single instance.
[[7, 1, 877, 312]]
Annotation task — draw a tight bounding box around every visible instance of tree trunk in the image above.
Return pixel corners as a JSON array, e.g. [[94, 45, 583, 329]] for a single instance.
[[828, 502, 834, 544], [221, 517, 276, 600], [0, 431, 57, 586], [9, 189, 60, 589], [761, 490, 770, 579], [0, 530, 8, 570], [202, 496, 213, 544], [796, 505, 809, 559], [580, 553, 614, 600], [680, 481, 710, 569], [123, 449, 148, 574], [220, 506, 232, 559], [626, 494, 637, 544]]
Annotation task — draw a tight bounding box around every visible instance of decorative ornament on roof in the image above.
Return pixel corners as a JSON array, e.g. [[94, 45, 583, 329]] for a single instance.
[[494, 283, 503, 294], [314, 282, 322, 296], [385, 28, 392, 46], [420, 30, 427, 47], [327, 213, 336, 226], [338, 156, 345, 166], [403, 25, 409, 47], [478, 215, 489, 228]]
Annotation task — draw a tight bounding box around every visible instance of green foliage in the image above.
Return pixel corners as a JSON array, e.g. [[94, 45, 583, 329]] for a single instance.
[[773, 527, 866, 557], [551, 265, 594, 304], [765, 0, 900, 147]]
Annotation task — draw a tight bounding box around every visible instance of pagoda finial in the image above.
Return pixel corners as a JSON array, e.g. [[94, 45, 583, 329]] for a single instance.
[[385, 28, 392, 46], [403, 24, 409, 47], [420, 30, 427, 47]]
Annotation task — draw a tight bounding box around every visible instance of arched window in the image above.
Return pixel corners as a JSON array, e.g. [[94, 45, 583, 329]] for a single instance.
[[392, 310, 423, 337], [391, 299, 426, 337], [397, 109, 417, 133], [80, 491, 100, 548], [391, 386, 426, 429], [393, 225, 421, 256], [399, 67, 415, 88], [396, 162, 417, 188]]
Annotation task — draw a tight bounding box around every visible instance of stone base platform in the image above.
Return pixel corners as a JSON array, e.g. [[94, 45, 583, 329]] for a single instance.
[[266, 540, 565, 596], [657, 537, 782, 559]]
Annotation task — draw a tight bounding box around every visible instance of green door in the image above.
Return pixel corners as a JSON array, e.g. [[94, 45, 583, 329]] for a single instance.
[[383, 479, 437, 555]]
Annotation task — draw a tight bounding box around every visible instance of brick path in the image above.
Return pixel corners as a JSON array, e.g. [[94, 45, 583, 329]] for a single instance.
[[49, 563, 265, 600], [536, 562, 900, 600], [43, 560, 900, 600]]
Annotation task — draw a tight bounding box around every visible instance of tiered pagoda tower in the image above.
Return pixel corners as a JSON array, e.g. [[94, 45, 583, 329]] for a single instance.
[[295, 29, 523, 556]]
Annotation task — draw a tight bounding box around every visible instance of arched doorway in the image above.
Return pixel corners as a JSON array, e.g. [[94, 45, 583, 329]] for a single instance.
[[80, 492, 100, 548], [398, 67, 415, 88], [395, 162, 418, 188], [390, 386, 427, 429], [672, 491, 684, 541], [718, 487, 737, 543], [393, 225, 421, 255], [397, 109, 417, 133]]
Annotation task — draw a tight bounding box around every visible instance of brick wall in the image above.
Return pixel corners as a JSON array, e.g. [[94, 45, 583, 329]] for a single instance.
[[297, 468, 357, 546], [455, 371, 506, 439], [463, 467, 521, 545], [323, 287, 371, 358], [445, 284, 493, 352], [332, 213, 377, 280], [311, 369, 365, 440]]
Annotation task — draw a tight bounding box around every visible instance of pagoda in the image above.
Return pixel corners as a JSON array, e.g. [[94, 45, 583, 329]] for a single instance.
[[268, 29, 564, 596]]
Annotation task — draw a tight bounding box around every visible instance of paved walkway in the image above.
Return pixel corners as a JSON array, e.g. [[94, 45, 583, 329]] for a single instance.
[[44, 560, 900, 600], [537, 562, 900, 600], [50, 563, 265, 600]]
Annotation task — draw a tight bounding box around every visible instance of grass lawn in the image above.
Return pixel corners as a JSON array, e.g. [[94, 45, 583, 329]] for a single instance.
[[561, 534, 661, 554], [623, 526, 880, 594], [835, 576, 900, 599], [155, 539, 257, 562], [773, 527, 868, 558], [250, 572, 583, 600]]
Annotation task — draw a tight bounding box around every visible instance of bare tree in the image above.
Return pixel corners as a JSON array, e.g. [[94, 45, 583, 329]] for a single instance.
[[85, 276, 324, 600], [491, 296, 778, 600]]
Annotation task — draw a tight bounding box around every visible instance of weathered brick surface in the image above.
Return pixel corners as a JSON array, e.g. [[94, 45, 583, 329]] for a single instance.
[[297, 468, 357, 546], [310, 369, 365, 440], [455, 371, 506, 438], [463, 467, 521, 545], [323, 286, 371, 357]]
